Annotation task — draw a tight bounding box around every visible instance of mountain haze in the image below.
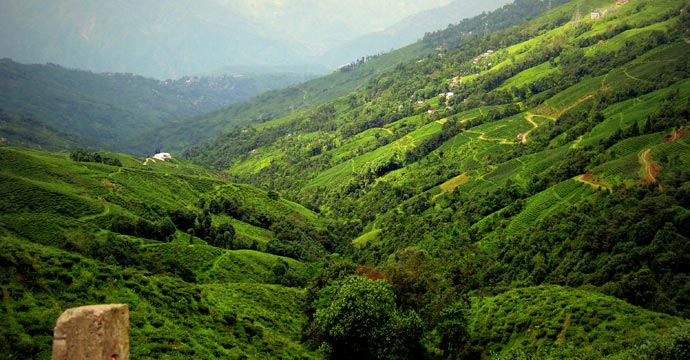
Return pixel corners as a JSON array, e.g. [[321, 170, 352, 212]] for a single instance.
[[320, 0, 511, 68], [146, 0, 563, 154], [0, 0, 484, 79], [0, 59, 312, 154]]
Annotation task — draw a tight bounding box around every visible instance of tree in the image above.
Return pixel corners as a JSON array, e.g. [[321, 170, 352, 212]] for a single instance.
[[267, 190, 280, 201], [313, 275, 423, 360], [436, 301, 471, 359]]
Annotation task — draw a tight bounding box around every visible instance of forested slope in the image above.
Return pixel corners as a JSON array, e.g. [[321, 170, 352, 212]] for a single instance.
[[0, 146, 347, 359], [183, 0, 690, 357]]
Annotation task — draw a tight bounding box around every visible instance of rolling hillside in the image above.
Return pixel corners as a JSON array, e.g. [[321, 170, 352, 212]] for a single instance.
[[3, 0, 690, 359], [182, 0, 690, 357], [0, 146, 345, 359]]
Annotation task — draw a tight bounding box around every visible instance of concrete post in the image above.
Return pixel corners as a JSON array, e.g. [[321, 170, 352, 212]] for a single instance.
[[52, 304, 129, 360]]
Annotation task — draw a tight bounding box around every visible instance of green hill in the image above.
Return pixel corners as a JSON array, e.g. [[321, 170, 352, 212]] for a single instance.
[[469, 285, 687, 359], [180, 0, 690, 357], [0, 146, 344, 359]]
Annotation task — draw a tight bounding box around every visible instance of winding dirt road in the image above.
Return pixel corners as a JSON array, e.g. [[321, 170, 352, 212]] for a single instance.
[[640, 148, 661, 186], [575, 171, 611, 192], [521, 114, 539, 143]]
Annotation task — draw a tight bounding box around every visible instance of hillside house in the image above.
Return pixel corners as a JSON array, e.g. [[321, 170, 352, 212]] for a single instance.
[[591, 10, 603, 19], [153, 152, 172, 161]]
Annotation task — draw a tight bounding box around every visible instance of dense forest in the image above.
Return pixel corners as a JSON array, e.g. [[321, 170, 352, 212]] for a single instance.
[[2, 0, 690, 359]]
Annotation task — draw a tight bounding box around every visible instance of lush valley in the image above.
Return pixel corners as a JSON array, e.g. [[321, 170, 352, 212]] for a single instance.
[[2, 0, 690, 359], [185, 0, 690, 357]]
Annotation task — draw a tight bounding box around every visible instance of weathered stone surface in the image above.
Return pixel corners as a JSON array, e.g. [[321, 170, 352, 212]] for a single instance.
[[52, 304, 129, 360]]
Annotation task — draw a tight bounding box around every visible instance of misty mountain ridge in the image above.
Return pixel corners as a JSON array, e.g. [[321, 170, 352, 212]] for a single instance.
[[0, 0, 507, 79], [320, 0, 511, 68], [0, 58, 313, 154]]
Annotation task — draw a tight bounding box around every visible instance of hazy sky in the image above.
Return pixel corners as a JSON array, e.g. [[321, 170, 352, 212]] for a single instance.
[[218, 0, 457, 49], [0, 0, 499, 78]]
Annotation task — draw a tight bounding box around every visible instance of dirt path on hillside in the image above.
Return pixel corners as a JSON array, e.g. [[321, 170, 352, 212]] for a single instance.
[[521, 114, 539, 143], [640, 148, 662, 187], [623, 67, 651, 82], [571, 135, 584, 149], [601, 73, 610, 91], [78, 204, 111, 222], [210, 252, 229, 273], [663, 127, 688, 143], [464, 130, 515, 145], [575, 171, 611, 192], [559, 94, 594, 117]]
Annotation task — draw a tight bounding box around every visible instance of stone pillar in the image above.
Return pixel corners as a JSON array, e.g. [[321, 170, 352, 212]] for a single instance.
[[52, 304, 129, 360]]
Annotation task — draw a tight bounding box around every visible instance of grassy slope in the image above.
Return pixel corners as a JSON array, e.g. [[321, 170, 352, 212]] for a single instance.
[[143, 42, 432, 154], [470, 285, 685, 359], [218, 0, 690, 222], [0, 146, 323, 359]]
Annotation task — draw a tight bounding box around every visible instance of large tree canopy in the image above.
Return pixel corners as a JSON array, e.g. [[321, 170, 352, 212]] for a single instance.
[[314, 275, 423, 360]]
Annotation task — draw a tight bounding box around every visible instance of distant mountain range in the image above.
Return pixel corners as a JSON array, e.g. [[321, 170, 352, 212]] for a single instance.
[[0, 0, 508, 79], [319, 0, 511, 68], [0, 59, 313, 154]]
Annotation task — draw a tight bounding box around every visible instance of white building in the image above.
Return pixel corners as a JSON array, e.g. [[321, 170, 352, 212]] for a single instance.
[[153, 152, 172, 161]]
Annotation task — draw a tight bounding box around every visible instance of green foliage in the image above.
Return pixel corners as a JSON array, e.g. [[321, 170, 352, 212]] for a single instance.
[[0, 109, 83, 150], [0, 235, 318, 359], [636, 322, 690, 360], [70, 148, 122, 166], [0, 145, 331, 359], [435, 301, 471, 360], [470, 286, 682, 359], [312, 275, 424, 360]]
